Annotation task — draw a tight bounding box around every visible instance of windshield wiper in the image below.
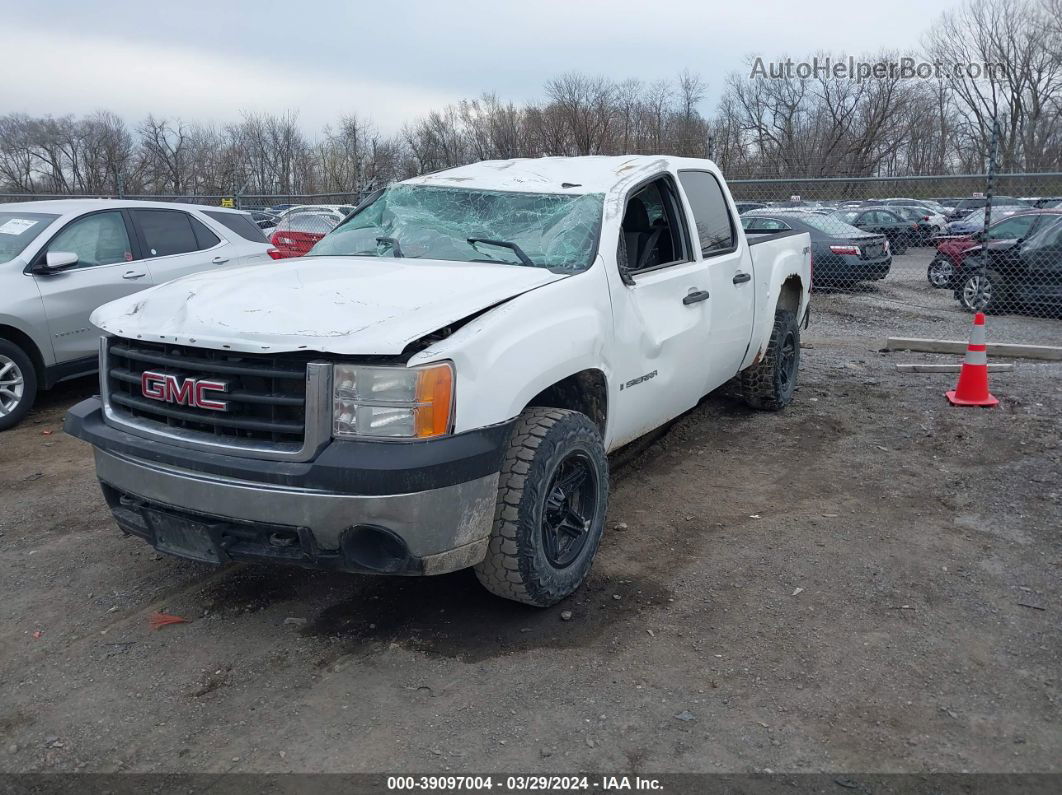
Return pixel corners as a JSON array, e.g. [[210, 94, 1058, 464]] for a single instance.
[[376, 236, 404, 257], [467, 238, 535, 267]]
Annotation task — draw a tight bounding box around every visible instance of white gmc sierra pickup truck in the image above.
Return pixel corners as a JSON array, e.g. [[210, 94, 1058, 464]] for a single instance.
[[66, 156, 811, 606]]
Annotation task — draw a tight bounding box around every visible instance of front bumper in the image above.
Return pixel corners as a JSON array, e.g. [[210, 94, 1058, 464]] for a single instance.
[[66, 398, 511, 575]]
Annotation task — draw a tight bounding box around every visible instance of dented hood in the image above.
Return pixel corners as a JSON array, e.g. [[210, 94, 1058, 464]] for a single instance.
[[90, 257, 568, 355]]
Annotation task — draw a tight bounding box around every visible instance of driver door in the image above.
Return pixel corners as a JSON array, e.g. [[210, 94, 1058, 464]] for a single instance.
[[606, 176, 711, 447], [30, 209, 148, 363]]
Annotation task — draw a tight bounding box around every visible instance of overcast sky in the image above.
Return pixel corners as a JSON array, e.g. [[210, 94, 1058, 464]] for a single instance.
[[2, 0, 968, 135]]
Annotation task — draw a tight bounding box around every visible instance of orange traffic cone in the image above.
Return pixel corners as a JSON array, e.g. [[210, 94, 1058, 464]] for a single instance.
[[946, 312, 998, 407]]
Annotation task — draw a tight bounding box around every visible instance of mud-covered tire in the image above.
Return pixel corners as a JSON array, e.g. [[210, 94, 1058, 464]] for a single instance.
[[740, 308, 800, 411], [474, 407, 608, 607], [0, 340, 37, 432]]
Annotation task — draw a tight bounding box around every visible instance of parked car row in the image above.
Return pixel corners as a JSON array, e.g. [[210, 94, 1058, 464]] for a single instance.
[[265, 205, 352, 257], [742, 209, 890, 286], [0, 200, 279, 429], [923, 208, 1062, 316]]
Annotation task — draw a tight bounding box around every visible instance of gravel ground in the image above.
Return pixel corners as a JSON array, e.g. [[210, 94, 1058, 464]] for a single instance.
[[1, 247, 1059, 775]]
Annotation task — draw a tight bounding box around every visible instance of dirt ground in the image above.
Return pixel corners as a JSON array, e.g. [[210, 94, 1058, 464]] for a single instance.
[[1, 250, 1059, 775]]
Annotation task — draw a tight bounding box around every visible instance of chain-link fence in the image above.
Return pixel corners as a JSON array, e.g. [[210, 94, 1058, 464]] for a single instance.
[[729, 174, 1062, 352], [2, 174, 1060, 344]]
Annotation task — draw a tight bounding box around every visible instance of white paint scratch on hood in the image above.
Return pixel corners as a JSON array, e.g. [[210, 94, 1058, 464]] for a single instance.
[[91, 257, 568, 355]]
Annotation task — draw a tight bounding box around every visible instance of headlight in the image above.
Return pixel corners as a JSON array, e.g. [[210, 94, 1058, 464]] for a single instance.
[[332, 362, 454, 439]]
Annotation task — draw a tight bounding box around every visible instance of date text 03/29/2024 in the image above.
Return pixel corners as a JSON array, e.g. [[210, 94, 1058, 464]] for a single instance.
[[386, 775, 664, 791]]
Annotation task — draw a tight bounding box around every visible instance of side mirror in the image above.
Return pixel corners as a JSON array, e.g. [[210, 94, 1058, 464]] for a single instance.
[[39, 251, 79, 273]]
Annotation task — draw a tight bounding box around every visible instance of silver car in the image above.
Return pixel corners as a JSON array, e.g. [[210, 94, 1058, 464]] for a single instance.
[[0, 199, 276, 430]]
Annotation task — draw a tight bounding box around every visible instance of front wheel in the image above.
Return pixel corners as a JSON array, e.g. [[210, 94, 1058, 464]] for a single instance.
[[741, 308, 800, 411], [927, 258, 953, 288], [475, 408, 608, 606], [0, 340, 38, 432]]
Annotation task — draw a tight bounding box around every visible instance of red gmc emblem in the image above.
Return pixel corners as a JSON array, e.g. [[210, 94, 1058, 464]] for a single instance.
[[141, 370, 229, 411]]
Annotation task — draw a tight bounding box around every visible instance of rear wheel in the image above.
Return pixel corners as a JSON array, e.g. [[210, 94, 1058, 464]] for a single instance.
[[958, 268, 1006, 315], [891, 235, 908, 255], [927, 258, 953, 288], [475, 408, 608, 607], [741, 308, 800, 411], [0, 340, 38, 431]]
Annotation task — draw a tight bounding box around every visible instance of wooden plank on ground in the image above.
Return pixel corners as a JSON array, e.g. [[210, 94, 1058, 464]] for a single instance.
[[895, 363, 1015, 373], [884, 338, 1062, 361]]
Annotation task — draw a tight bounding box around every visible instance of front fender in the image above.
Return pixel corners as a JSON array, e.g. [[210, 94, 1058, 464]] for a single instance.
[[408, 264, 614, 435]]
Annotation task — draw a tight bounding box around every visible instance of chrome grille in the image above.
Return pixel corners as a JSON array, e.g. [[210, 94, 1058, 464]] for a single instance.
[[101, 337, 331, 461]]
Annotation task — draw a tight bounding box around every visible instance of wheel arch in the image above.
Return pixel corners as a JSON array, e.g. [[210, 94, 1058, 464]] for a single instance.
[[776, 275, 804, 317], [524, 368, 608, 436], [0, 324, 45, 387]]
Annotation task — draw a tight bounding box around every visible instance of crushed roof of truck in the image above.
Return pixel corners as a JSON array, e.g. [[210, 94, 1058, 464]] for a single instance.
[[404, 155, 723, 219], [404, 155, 715, 196]]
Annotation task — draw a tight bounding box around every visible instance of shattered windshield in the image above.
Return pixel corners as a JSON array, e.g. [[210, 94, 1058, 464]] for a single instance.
[[307, 184, 604, 271]]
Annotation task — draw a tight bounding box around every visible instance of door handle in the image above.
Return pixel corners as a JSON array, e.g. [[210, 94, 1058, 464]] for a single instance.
[[212, 256, 229, 264], [682, 289, 710, 305], [732, 272, 752, 284], [122, 270, 147, 280]]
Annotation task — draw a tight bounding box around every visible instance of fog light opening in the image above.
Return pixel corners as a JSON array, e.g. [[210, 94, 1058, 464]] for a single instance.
[[341, 525, 411, 573]]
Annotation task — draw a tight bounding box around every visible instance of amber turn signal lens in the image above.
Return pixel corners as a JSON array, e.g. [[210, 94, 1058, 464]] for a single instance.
[[414, 364, 454, 438]]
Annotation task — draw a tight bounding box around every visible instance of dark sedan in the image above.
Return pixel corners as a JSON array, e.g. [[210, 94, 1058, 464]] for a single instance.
[[887, 205, 939, 244], [928, 209, 1062, 288], [742, 210, 890, 286], [955, 216, 1062, 316], [829, 207, 920, 254]]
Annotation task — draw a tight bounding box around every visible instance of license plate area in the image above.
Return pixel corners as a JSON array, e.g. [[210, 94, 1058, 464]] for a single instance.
[[143, 508, 224, 564]]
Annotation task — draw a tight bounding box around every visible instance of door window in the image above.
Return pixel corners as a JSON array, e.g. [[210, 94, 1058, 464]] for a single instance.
[[1025, 218, 1062, 250], [44, 211, 132, 268], [619, 178, 689, 275], [191, 216, 221, 249], [678, 171, 735, 256], [132, 210, 202, 257], [987, 215, 1038, 240]]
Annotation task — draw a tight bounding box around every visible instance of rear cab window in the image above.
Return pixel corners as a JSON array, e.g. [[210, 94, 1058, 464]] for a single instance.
[[678, 170, 736, 257]]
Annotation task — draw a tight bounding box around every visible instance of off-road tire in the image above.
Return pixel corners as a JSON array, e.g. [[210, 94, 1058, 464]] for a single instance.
[[0, 339, 38, 432], [474, 407, 608, 607], [741, 308, 800, 411]]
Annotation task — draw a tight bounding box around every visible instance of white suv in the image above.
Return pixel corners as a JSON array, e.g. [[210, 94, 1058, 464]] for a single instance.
[[0, 199, 276, 429]]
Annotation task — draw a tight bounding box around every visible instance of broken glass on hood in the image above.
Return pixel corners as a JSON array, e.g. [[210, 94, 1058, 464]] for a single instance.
[[307, 184, 604, 271]]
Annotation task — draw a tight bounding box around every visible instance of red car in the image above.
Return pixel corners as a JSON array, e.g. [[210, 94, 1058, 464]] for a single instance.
[[926, 209, 1062, 288], [269, 212, 343, 259]]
